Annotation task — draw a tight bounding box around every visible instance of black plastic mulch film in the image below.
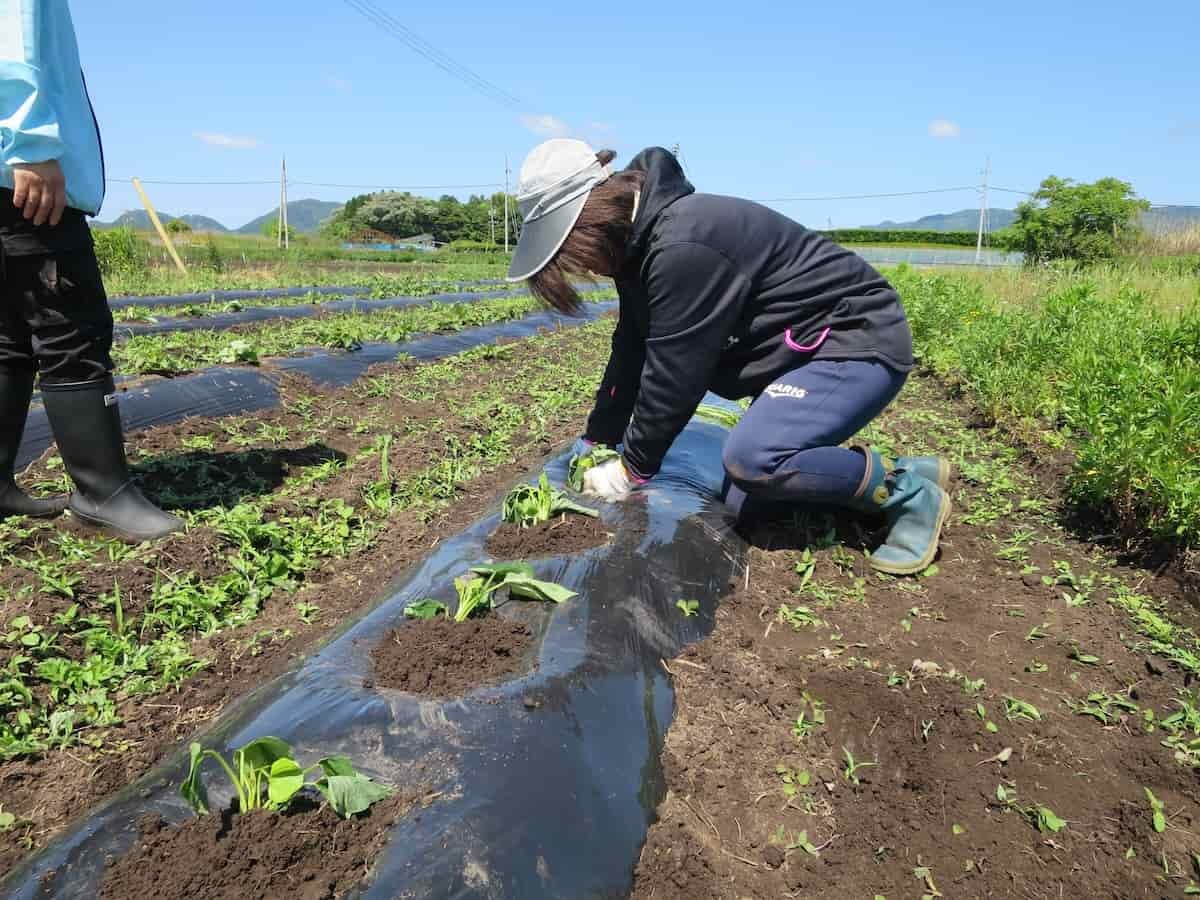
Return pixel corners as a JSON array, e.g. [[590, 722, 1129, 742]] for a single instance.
[[5, 418, 747, 898], [15, 300, 618, 471]]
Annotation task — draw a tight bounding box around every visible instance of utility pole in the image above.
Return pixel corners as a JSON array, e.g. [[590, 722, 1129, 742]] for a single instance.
[[975, 156, 990, 264], [503, 155, 510, 254], [278, 155, 290, 250]]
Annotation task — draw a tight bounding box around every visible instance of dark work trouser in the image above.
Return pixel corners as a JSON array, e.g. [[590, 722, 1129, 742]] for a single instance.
[[721, 359, 906, 518], [0, 206, 114, 384]]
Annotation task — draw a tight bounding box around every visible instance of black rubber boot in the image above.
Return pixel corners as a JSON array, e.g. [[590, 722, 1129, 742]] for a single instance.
[[41, 377, 183, 542], [0, 369, 68, 519]]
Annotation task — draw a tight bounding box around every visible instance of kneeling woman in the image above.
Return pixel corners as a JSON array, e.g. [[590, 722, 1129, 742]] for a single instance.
[[506, 140, 950, 574]]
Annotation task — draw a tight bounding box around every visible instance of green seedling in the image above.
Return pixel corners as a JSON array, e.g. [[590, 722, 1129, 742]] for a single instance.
[[1032, 805, 1067, 833], [842, 746, 877, 785], [952, 823, 966, 835], [567, 446, 619, 492], [693, 404, 742, 429], [451, 562, 577, 622], [218, 338, 259, 365], [404, 600, 449, 620], [778, 603, 823, 630], [1004, 696, 1042, 722], [1025, 624, 1049, 642], [1025, 660, 1049, 674], [1145, 787, 1167, 833], [1069, 646, 1101, 665], [676, 599, 700, 618], [913, 861, 942, 898], [795, 549, 817, 591], [294, 601, 321, 624], [181, 736, 392, 819], [0, 805, 14, 831], [502, 473, 599, 527], [785, 830, 820, 855], [776, 764, 811, 798], [791, 693, 827, 741], [1068, 691, 1138, 725]]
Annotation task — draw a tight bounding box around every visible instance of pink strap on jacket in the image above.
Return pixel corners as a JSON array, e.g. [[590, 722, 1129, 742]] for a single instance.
[[784, 326, 831, 353]]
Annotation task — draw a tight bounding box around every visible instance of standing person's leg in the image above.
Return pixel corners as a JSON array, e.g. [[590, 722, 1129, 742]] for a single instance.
[[16, 244, 182, 541], [0, 249, 68, 518], [721, 359, 952, 574]]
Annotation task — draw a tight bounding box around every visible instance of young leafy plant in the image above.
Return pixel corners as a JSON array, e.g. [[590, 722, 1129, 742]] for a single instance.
[[502, 473, 598, 528], [676, 599, 700, 617], [1145, 787, 1167, 833], [181, 736, 392, 819], [448, 562, 578, 622], [404, 600, 449, 620], [567, 445, 619, 492]]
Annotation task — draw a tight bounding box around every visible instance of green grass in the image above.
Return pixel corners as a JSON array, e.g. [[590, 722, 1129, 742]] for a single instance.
[[890, 263, 1200, 547], [113, 290, 614, 375]]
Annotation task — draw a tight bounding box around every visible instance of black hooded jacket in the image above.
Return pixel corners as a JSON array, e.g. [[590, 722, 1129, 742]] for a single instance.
[[583, 147, 914, 479]]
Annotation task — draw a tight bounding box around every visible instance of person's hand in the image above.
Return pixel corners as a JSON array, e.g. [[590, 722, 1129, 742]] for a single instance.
[[11, 161, 68, 227], [582, 457, 637, 499]]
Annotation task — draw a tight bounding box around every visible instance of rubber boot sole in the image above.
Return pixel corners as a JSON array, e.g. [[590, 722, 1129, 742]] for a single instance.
[[932, 458, 953, 492], [67, 495, 182, 543], [868, 489, 953, 576]]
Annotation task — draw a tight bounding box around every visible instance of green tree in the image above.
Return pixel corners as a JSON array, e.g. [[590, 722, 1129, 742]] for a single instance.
[[165, 218, 192, 234], [1006, 176, 1149, 264], [260, 217, 296, 242]]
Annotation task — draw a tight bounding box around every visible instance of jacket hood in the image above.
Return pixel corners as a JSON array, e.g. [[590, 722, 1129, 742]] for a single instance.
[[624, 147, 695, 258]]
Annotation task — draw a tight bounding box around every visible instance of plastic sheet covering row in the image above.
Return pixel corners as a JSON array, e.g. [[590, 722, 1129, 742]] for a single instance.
[[113, 283, 608, 340], [108, 284, 362, 310], [15, 301, 616, 472], [3, 413, 746, 899]]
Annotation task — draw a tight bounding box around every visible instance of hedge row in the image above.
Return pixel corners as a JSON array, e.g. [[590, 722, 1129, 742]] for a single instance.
[[893, 265, 1200, 547], [817, 228, 980, 247]]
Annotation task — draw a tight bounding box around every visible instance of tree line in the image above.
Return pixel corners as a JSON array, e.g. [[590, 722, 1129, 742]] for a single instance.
[[320, 192, 520, 245]]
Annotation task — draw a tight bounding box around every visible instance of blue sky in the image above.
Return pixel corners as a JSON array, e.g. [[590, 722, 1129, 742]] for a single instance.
[[72, 0, 1199, 230]]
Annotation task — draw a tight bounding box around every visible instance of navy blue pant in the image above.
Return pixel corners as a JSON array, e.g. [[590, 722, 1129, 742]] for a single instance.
[[722, 359, 906, 517]]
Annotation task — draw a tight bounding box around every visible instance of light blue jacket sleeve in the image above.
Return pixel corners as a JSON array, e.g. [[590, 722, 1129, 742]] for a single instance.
[[0, 0, 66, 166], [0, 0, 104, 214]]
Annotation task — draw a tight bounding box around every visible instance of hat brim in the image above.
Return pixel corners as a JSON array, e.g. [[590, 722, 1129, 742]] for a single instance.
[[505, 192, 588, 282]]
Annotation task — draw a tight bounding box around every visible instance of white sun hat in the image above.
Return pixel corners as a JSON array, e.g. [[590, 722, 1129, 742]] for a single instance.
[[506, 138, 612, 282]]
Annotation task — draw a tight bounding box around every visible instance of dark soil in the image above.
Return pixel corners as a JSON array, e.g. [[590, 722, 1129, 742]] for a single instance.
[[484, 514, 610, 559], [632, 375, 1200, 899], [0, 319, 614, 876], [97, 793, 417, 900], [370, 617, 534, 698]]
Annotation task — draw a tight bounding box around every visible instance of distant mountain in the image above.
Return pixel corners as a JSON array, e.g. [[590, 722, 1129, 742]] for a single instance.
[[236, 199, 342, 235], [865, 204, 1200, 234], [98, 210, 229, 232], [864, 208, 1017, 232], [1141, 205, 1200, 233]]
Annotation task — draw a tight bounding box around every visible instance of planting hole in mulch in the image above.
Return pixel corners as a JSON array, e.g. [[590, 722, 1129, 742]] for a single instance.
[[484, 514, 610, 559], [97, 793, 417, 900], [370, 617, 534, 698]]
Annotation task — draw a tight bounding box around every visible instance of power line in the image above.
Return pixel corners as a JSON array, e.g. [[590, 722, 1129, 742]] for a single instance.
[[340, 0, 523, 110], [761, 187, 977, 202], [110, 177, 504, 190]]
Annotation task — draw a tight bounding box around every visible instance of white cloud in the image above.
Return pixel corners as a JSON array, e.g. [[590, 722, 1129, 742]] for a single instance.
[[193, 131, 260, 150], [520, 114, 571, 138], [928, 119, 961, 139]]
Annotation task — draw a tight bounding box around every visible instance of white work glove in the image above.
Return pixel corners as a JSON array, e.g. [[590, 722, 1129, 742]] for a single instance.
[[582, 457, 637, 499]]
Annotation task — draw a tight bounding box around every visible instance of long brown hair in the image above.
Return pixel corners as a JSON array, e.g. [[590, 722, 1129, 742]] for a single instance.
[[527, 150, 645, 314]]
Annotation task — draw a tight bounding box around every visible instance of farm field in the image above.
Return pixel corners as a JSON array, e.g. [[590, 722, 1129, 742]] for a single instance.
[[1, 263, 1198, 897]]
